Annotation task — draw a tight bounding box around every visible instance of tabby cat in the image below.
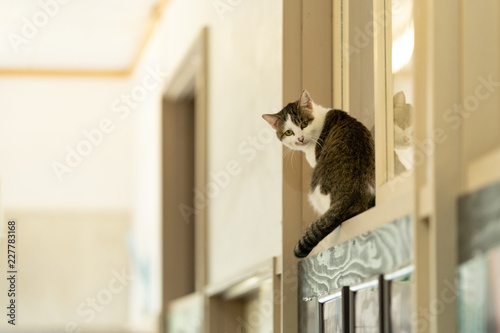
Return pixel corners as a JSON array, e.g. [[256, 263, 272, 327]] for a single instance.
[[263, 90, 375, 258]]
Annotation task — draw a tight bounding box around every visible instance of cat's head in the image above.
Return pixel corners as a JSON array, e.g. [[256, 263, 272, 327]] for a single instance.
[[393, 91, 413, 148], [262, 90, 323, 151]]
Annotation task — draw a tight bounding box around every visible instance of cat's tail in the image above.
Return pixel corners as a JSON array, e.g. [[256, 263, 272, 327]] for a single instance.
[[293, 197, 373, 258]]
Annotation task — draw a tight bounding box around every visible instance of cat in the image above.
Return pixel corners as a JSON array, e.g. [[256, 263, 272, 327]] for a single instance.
[[263, 90, 375, 258], [393, 91, 414, 173]]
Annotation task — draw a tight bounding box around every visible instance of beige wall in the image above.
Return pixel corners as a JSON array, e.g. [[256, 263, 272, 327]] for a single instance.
[[160, 0, 283, 286], [0, 77, 136, 210], [0, 210, 131, 332], [462, 0, 500, 165], [0, 0, 283, 330], [0, 56, 164, 330]]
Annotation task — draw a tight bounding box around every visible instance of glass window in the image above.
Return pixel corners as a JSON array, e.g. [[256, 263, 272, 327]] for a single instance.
[[391, 0, 415, 177], [341, 0, 416, 192], [323, 294, 344, 332], [347, 0, 375, 135], [353, 282, 381, 332]]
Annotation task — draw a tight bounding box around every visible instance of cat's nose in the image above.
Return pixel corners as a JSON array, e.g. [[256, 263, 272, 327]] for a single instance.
[[298, 136, 304, 143]]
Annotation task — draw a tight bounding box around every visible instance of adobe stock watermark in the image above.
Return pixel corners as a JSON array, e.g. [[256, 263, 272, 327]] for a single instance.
[[390, 74, 500, 189], [412, 279, 457, 331], [51, 65, 168, 182], [7, 0, 72, 53], [344, 8, 392, 57], [212, 0, 245, 21], [235, 289, 282, 333], [64, 268, 134, 333], [233, 263, 297, 333], [442, 74, 500, 130], [178, 126, 276, 224]]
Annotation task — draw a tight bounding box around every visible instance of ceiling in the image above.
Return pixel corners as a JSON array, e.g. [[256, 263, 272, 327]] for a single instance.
[[0, 0, 164, 74]]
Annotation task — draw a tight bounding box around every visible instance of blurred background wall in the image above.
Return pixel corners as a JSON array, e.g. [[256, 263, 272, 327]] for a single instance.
[[159, 0, 283, 286], [0, 0, 282, 331]]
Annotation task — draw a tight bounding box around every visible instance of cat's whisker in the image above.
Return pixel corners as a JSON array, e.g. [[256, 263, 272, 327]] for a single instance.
[[307, 136, 323, 148], [310, 138, 321, 146], [283, 148, 296, 173], [289, 148, 296, 173], [284, 150, 290, 166]]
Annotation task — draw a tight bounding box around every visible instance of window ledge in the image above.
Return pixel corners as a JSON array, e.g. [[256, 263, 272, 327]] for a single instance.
[[307, 187, 413, 258]]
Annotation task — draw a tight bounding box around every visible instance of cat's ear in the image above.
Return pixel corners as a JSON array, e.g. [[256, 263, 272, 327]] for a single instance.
[[393, 91, 406, 107], [262, 114, 280, 130], [300, 89, 313, 110]]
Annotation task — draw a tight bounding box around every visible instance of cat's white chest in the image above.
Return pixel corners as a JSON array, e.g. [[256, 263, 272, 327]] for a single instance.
[[308, 184, 331, 214], [304, 145, 317, 168]]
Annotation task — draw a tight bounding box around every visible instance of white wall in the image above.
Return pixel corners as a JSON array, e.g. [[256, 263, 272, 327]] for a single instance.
[[0, 75, 137, 332], [0, 76, 135, 210], [159, 0, 283, 285], [0, 58, 164, 331], [0, 1, 283, 330], [0, 210, 132, 332], [127, 40, 164, 329]]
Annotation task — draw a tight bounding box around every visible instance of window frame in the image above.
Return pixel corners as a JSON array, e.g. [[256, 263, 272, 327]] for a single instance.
[[334, 0, 415, 206]]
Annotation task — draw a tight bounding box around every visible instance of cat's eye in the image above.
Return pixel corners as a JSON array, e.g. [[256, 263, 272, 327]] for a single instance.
[[284, 130, 294, 136], [301, 121, 309, 129]]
